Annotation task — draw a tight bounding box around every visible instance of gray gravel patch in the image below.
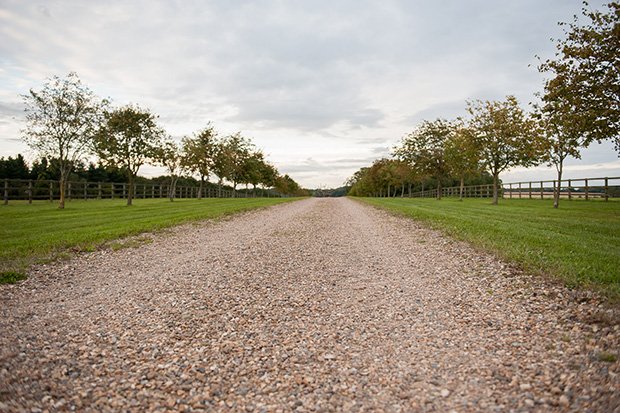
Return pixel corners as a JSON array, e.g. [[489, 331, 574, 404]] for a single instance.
[[0, 197, 618, 412]]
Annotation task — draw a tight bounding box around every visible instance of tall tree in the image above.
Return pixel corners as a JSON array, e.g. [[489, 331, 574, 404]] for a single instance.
[[539, 2, 620, 152], [467, 95, 544, 204], [444, 121, 481, 201], [182, 123, 218, 200], [95, 105, 164, 206], [395, 118, 451, 200], [536, 66, 589, 208], [22, 73, 107, 208], [220, 132, 253, 198], [154, 137, 184, 202]]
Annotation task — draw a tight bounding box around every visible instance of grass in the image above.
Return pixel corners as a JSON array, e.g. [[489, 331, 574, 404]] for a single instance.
[[359, 196, 620, 300], [0, 197, 298, 278]]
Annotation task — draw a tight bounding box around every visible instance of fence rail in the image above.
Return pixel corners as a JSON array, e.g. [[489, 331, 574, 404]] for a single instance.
[[397, 176, 620, 201], [2, 179, 277, 204]]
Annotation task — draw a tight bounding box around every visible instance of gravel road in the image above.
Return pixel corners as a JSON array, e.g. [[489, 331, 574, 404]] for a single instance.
[[1, 197, 618, 412]]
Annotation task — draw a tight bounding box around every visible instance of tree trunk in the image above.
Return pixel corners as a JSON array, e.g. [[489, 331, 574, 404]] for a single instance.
[[127, 173, 134, 206], [198, 176, 204, 200], [554, 163, 563, 209], [492, 173, 499, 205], [421, 178, 425, 198], [408, 182, 412, 198], [459, 175, 465, 202], [218, 179, 222, 198], [401, 182, 405, 198], [436, 176, 442, 200]]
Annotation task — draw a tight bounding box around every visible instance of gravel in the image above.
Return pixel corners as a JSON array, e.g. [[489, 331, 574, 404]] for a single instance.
[[0, 197, 618, 412]]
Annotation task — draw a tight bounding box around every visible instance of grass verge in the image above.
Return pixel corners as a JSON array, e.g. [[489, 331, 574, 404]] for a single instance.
[[0, 197, 298, 279], [358, 197, 620, 301]]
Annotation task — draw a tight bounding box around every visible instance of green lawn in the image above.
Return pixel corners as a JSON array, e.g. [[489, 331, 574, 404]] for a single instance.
[[359, 197, 620, 300], [0, 197, 297, 278]]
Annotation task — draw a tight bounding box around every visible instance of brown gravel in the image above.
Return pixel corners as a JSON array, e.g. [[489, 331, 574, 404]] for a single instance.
[[0, 197, 618, 412]]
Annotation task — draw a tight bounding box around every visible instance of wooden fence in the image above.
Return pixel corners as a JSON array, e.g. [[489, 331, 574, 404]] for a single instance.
[[2, 179, 278, 204], [403, 176, 620, 201]]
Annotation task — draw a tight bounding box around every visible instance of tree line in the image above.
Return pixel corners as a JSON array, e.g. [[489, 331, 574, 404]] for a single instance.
[[348, 2, 619, 208], [18, 73, 308, 208]]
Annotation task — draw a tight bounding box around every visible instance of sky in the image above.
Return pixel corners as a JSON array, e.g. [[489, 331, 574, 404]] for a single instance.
[[1, 0, 618, 188]]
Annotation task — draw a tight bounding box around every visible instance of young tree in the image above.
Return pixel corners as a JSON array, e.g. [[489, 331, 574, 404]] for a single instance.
[[182, 123, 218, 200], [444, 122, 481, 201], [22, 73, 107, 208], [395, 118, 451, 200], [155, 137, 185, 202], [539, 2, 620, 152], [220, 132, 253, 197], [467, 96, 544, 204], [95, 104, 164, 206]]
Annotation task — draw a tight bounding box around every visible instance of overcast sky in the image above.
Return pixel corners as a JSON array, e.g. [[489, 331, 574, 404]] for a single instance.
[[1, 0, 618, 188]]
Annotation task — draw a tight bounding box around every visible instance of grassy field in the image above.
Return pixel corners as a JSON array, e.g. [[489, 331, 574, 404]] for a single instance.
[[0, 197, 297, 280], [360, 197, 620, 300]]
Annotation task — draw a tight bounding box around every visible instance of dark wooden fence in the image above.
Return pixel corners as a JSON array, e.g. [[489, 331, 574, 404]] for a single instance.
[[401, 176, 620, 201], [2, 179, 278, 204]]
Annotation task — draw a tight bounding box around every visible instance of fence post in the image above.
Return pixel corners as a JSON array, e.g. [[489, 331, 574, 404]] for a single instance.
[[568, 179, 571, 201], [518, 182, 522, 199], [540, 181, 544, 200], [123, 184, 126, 199], [68, 182, 72, 202], [509, 183, 512, 199], [160, 185, 163, 199], [529, 182, 532, 199], [28, 180, 33, 204], [4, 179, 8, 205], [49, 182, 53, 202], [84, 182, 87, 201], [111, 183, 115, 200], [605, 177, 609, 201], [585, 179, 589, 201], [98, 182, 102, 199]]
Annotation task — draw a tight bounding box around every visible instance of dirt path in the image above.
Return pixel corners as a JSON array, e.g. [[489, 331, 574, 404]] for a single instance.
[[0, 198, 618, 411]]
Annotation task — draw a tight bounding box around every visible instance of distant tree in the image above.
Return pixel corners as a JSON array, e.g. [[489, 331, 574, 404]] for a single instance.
[[21, 73, 107, 208], [467, 96, 544, 204], [395, 118, 451, 200], [154, 137, 185, 202], [444, 121, 481, 201], [539, 2, 620, 153], [0, 154, 30, 180], [182, 123, 218, 200], [95, 104, 164, 206], [241, 150, 266, 197], [219, 132, 253, 197], [259, 161, 278, 196]]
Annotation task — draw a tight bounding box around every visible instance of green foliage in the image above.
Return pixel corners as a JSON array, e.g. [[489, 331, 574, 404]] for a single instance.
[[0, 271, 28, 284], [0, 198, 296, 273], [598, 352, 617, 363], [361, 197, 620, 300], [539, 2, 620, 152]]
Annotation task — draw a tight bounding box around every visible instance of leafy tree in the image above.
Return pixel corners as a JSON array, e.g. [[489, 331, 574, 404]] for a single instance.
[[182, 123, 218, 200], [467, 95, 544, 204], [21, 73, 107, 208], [95, 104, 164, 206], [259, 161, 278, 196], [539, 2, 620, 152], [395, 118, 451, 200], [444, 121, 481, 201], [154, 137, 185, 202], [241, 150, 266, 197], [535, 67, 590, 208], [219, 132, 253, 197]]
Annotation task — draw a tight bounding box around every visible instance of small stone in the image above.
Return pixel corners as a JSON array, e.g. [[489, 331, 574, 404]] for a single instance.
[[440, 389, 450, 398], [550, 387, 562, 395], [520, 383, 532, 391], [559, 395, 570, 406], [524, 399, 535, 407]]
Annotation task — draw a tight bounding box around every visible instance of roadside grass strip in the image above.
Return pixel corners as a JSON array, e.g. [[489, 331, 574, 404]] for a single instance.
[[360, 197, 620, 300], [0, 197, 297, 277]]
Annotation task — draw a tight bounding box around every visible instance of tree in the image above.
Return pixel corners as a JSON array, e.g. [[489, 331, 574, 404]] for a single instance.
[[241, 150, 266, 197], [539, 2, 620, 152], [0, 155, 30, 180], [219, 132, 253, 197], [444, 121, 481, 201], [95, 105, 164, 206], [154, 137, 184, 202], [182, 123, 218, 200], [22, 73, 107, 208], [395, 118, 451, 200], [535, 67, 590, 208], [467, 96, 544, 204]]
